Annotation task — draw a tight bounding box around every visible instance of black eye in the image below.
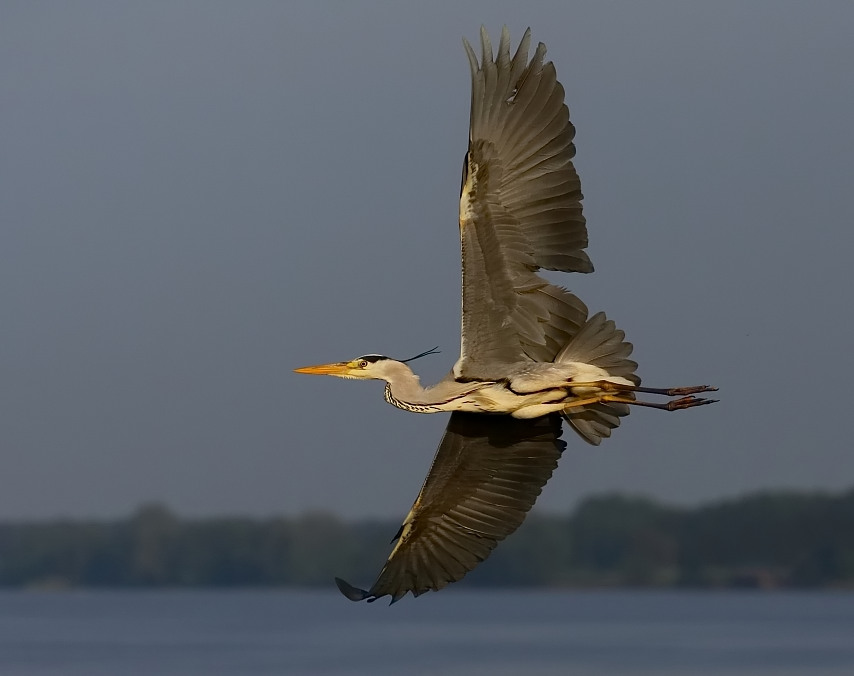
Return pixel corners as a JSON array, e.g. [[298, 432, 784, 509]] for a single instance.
[[358, 360, 368, 368]]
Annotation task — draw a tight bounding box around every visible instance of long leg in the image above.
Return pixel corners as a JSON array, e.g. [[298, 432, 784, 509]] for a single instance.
[[568, 380, 718, 396], [565, 394, 718, 412]]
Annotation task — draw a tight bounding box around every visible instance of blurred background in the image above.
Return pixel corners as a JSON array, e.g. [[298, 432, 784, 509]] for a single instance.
[[2, 1, 852, 525]]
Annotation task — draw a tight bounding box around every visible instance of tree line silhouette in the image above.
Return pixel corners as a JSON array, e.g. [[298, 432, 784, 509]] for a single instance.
[[1, 488, 852, 589]]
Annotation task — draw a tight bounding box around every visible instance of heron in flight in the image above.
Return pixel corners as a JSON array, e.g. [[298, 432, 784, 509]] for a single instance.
[[295, 27, 717, 603]]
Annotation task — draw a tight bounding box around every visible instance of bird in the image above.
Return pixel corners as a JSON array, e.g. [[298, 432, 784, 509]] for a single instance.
[[294, 26, 718, 604]]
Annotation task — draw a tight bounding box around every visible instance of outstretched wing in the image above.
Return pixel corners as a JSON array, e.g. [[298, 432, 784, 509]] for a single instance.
[[456, 27, 592, 380], [335, 411, 566, 603]]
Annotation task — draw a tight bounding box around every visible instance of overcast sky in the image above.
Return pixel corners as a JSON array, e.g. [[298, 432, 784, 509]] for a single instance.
[[2, 2, 852, 520]]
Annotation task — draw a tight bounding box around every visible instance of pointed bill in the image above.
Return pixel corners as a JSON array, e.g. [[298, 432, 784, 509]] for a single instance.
[[293, 362, 351, 376]]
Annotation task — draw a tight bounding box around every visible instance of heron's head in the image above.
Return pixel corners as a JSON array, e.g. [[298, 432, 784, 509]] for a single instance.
[[294, 354, 395, 381]]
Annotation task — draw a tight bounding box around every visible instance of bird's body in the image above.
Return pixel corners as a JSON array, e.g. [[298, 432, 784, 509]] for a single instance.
[[384, 362, 630, 419], [324, 351, 634, 419], [295, 27, 717, 604]]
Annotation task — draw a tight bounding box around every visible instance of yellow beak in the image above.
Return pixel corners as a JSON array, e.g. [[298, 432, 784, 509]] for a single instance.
[[293, 362, 351, 376]]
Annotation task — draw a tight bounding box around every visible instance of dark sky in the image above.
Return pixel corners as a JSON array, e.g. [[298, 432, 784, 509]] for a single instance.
[[2, 2, 852, 520]]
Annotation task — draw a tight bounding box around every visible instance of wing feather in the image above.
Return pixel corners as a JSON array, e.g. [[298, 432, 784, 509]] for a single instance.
[[557, 311, 641, 445], [456, 28, 592, 380], [334, 412, 565, 603]]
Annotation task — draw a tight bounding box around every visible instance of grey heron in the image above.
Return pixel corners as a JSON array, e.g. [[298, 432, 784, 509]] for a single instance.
[[295, 27, 717, 603]]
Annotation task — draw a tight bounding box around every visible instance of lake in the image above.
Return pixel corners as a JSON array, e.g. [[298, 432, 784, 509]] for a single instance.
[[0, 589, 852, 675]]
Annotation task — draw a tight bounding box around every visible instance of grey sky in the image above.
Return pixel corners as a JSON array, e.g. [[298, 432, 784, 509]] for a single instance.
[[2, 2, 852, 520]]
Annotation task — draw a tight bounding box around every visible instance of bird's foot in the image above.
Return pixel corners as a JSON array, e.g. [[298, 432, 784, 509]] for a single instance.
[[663, 395, 719, 411]]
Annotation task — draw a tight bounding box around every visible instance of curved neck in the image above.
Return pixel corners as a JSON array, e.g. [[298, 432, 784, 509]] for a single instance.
[[375, 360, 430, 405], [374, 360, 483, 413]]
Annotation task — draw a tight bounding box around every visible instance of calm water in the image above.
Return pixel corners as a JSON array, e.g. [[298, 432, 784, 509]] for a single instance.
[[0, 589, 852, 675]]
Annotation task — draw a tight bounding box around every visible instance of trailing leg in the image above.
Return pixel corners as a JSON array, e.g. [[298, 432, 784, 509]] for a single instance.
[[565, 393, 718, 411]]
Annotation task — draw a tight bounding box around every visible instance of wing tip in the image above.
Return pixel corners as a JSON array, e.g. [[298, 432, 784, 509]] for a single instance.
[[334, 577, 407, 605], [334, 577, 373, 602]]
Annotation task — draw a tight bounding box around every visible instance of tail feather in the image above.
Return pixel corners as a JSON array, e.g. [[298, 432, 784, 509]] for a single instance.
[[556, 311, 639, 381], [556, 311, 639, 445], [563, 402, 629, 446]]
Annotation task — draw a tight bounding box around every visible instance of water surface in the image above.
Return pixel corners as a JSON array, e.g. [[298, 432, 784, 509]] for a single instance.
[[1, 589, 853, 675]]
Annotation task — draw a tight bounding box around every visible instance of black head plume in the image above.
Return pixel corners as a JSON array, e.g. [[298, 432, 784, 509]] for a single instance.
[[401, 346, 441, 363], [357, 354, 389, 363]]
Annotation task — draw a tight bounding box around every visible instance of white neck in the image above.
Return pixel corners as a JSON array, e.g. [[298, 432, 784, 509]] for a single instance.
[[372, 360, 431, 404]]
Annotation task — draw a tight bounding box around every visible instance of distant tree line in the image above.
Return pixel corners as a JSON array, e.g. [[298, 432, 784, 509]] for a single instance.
[[1, 488, 853, 589]]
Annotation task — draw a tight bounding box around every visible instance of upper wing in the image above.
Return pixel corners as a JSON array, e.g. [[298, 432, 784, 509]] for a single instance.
[[334, 411, 566, 603], [456, 27, 593, 380]]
